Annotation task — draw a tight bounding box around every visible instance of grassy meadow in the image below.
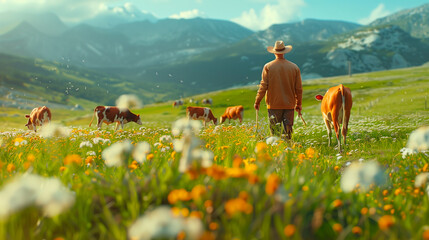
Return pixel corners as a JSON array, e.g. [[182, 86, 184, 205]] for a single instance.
[[0, 65, 428, 239]]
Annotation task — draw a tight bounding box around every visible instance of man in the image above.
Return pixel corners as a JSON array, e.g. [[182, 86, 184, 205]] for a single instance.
[[254, 40, 303, 140]]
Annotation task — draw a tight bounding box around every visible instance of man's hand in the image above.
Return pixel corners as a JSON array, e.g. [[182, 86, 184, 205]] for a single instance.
[[295, 105, 302, 115], [254, 103, 260, 111]]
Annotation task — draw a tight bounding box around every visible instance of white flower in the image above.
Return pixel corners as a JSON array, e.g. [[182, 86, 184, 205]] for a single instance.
[[159, 135, 173, 144], [340, 161, 387, 193], [415, 172, 429, 188], [266, 136, 280, 146], [172, 118, 201, 136], [39, 123, 71, 138], [115, 94, 142, 109], [86, 151, 96, 156], [0, 173, 75, 218], [128, 206, 203, 240], [102, 140, 133, 167], [407, 126, 429, 152], [79, 141, 93, 148], [132, 142, 151, 164], [400, 147, 417, 159]]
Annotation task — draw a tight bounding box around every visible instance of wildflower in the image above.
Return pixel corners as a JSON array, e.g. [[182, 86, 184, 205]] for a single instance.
[[305, 147, 315, 158], [79, 141, 93, 148], [115, 94, 142, 109], [415, 173, 429, 198], [190, 185, 206, 201], [423, 228, 429, 240], [159, 135, 173, 144], [6, 163, 15, 173], [102, 140, 133, 167], [172, 118, 201, 136], [406, 126, 429, 152], [63, 154, 82, 165], [0, 173, 75, 218], [168, 189, 191, 204], [128, 206, 203, 240], [331, 199, 343, 209], [352, 226, 362, 235], [14, 137, 27, 146], [206, 165, 227, 180], [332, 223, 342, 233], [132, 142, 151, 164], [224, 198, 253, 216], [284, 224, 296, 237], [378, 215, 395, 231], [340, 161, 387, 193], [266, 136, 279, 146], [265, 173, 281, 195], [255, 142, 268, 153], [39, 123, 71, 138]]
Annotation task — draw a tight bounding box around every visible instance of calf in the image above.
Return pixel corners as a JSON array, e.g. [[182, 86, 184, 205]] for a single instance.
[[315, 84, 352, 152], [25, 106, 51, 132], [173, 100, 184, 108], [89, 106, 142, 130], [186, 106, 217, 127], [220, 105, 244, 124], [202, 98, 212, 105]]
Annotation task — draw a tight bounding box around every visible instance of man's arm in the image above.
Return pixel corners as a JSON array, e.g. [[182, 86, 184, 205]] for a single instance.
[[254, 65, 269, 110]]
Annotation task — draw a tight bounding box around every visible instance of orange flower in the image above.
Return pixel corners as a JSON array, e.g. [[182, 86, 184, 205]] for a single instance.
[[298, 153, 306, 160], [206, 165, 227, 180], [85, 156, 95, 165], [190, 185, 206, 201], [226, 167, 248, 178], [302, 186, 309, 191], [265, 173, 281, 195], [383, 204, 393, 211], [209, 222, 219, 231], [423, 229, 429, 240], [63, 154, 82, 165], [224, 198, 253, 216], [128, 160, 139, 170], [334, 166, 340, 171], [146, 153, 154, 160], [332, 223, 342, 233], [331, 199, 343, 209], [168, 189, 191, 204], [352, 226, 362, 235], [305, 147, 315, 158], [23, 161, 31, 170], [59, 166, 67, 172], [284, 224, 296, 237], [6, 163, 15, 173], [378, 215, 395, 231], [247, 174, 259, 184], [27, 153, 36, 162], [361, 207, 368, 215], [255, 142, 268, 153]]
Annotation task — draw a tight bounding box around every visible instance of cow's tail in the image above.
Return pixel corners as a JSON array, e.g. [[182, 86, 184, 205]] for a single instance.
[[89, 107, 97, 127], [339, 84, 346, 139]]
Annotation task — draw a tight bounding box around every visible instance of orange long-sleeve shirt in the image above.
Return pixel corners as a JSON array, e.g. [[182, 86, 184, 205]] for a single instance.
[[255, 58, 302, 109]]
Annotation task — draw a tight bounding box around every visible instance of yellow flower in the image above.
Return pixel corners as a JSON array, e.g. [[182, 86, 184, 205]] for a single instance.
[[190, 185, 206, 201], [255, 142, 268, 153], [146, 153, 154, 161], [305, 147, 316, 158], [27, 153, 36, 162], [331, 199, 343, 209]]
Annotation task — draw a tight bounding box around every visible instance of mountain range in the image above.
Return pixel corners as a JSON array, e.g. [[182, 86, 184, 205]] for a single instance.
[[0, 3, 428, 104]]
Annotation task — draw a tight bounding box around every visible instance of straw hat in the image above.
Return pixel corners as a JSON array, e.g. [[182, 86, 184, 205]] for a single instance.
[[267, 41, 292, 54]]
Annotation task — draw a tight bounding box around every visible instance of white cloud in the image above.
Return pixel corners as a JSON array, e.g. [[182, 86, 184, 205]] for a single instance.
[[0, 0, 117, 23], [358, 4, 391, 25], [232, 0, 305, 31], [169, 9, 205, 19]]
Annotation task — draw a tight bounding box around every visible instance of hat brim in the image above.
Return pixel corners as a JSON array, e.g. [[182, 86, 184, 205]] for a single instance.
[[267, 45, 292, 54]]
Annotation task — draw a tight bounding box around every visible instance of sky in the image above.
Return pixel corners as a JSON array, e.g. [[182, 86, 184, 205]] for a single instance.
[[0, 0, 428, 30]]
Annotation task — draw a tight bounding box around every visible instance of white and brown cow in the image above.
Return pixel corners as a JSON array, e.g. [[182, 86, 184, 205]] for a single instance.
[[315, 84, 353, 152], [220, 105, 244, 124], [25, 106, 51, 132], [186, 106, 217, 127], [172, 100, 184, 108], [89, 106, 142, 130]]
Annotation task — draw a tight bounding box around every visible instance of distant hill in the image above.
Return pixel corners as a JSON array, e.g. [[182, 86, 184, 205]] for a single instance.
[[369, 3, 429, 38]]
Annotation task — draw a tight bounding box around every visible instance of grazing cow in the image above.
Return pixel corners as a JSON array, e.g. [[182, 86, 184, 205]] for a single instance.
[[186, 106, 217, 127], [89, 106, 142, 130], [202, 98, 212, 105], [25, 106, 51, 132], [220, 105, 244, 124], [173, 100, 184, 108], [315, 84, 353, 152]]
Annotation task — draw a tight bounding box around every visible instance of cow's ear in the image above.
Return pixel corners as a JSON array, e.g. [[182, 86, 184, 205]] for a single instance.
[[315, 95, 323, 101], [25, 115, 30, 118]]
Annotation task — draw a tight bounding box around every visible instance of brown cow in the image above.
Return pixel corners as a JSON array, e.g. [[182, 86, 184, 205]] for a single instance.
[[315, 84, 353, 152], [172, 100, 184, 108], [186, 106, 217, 127], [220, 105, 244, 124], [25, 106, 51, 132], [89, 106, 142, 130], [201, 98, 212, 105]]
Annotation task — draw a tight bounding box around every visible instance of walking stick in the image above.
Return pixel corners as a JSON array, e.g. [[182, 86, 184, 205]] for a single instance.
[[298, 113, 307, 127], [255, 109, 259, 133]]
